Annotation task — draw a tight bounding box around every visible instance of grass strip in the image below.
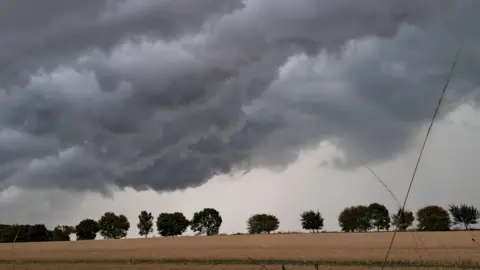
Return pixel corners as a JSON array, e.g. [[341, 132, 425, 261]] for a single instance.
[[0, 259, 478, 269]]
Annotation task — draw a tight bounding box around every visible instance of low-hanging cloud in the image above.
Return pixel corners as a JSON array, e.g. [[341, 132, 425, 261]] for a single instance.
[[0, 0, 479, 193]]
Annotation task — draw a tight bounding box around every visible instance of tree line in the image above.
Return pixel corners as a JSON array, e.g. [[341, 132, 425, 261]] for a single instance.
[[1, 204, 478, 243], [336, 203, 478, 232]]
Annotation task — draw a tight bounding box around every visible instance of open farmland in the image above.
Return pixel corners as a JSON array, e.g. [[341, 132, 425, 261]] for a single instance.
[[0, 231, 479, 269]]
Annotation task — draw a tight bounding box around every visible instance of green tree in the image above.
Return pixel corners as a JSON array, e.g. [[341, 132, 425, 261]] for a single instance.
[[0, 224, 14, 242], [27, 224, 52, 242], [52, 225, 75, 241], [448, 204, 479, 230], [391, 208, 414, 231], [416, 205, 451, 231], [338, 205, 371, 232], [367, 203, 390, 231], [0, 224, 53, 243], [338, 207, 356, 232], [156, 212, 190, 237], [0, 224, 28, 242], [137, 211, 154, 237], [247, 214, 279, 234], [98, 212, 130, 239], [190, 208, 223, 236], [300, 210, 324, 232], [10, 225, 29, 242], [75, 219, 100, 240]]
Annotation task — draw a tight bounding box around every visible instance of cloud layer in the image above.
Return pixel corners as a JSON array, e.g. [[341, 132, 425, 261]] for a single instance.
[[0, 0, 479, 193]]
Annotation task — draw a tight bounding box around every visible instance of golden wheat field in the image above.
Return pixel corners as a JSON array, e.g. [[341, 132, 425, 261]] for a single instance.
[[0, 231, 479, 269]]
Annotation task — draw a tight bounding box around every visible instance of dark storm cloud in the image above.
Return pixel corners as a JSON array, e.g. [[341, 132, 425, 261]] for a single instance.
[[0, 0, 478, 192], [0, 0, 244, 86]]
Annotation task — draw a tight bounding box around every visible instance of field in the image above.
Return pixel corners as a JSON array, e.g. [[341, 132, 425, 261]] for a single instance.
[[0, 231, 479, 269]]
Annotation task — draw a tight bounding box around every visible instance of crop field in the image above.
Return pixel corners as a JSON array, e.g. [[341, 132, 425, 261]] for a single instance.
[[0, 231, 479, 269]]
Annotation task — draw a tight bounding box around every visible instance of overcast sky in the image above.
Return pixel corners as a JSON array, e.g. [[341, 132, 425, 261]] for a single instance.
[[0, 0, 479, 237]]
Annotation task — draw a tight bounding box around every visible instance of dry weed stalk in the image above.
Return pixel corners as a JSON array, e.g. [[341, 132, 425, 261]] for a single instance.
[[4, 226, 21, 269], [365, 166, 401, 206], [458, 215, 479, 248], [365, 166, 426, 261], [472, 237, 480, 248], [380, 40, 464, 270], [367, 163, 480, 267]]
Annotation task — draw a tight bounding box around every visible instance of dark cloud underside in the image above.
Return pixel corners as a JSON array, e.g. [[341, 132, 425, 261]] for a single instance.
[[0, 0, 479, 192]]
